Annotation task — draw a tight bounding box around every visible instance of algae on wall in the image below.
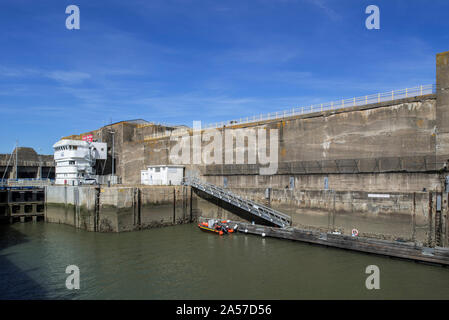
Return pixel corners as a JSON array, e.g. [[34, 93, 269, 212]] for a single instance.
[[45, 185, 191, 233]]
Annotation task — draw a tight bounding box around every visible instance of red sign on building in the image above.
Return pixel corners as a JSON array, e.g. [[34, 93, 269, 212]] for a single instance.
[[82, 134, 93, 142]]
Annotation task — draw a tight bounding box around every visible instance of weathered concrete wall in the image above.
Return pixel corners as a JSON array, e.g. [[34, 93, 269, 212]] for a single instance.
[[195, 186, 442, 246], [198, 96, 439, 178], [111, 95, 441, 188], [203, 172, 440, 193], [45, 185, 192, 232], [67, 93, 443, 189], [436, 51, 449, 160], [45, 185, 97, 230]]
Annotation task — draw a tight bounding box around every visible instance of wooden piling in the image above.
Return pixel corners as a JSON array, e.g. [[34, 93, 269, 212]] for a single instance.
[[173, 188, 176, 224], [412, 192, 416, 241], [190, 187, 193, 223], [428, 193, 433, 247]]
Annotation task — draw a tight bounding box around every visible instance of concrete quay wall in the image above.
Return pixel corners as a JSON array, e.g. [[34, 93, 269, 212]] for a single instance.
[[203, 172, 441, 193], [45, 185, 193, 232], [194, 186, 446, 247], [80, 94, 438, 186]]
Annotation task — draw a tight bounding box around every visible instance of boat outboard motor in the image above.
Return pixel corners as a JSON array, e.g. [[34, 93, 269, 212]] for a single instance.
[[217, 222, 228, 234]]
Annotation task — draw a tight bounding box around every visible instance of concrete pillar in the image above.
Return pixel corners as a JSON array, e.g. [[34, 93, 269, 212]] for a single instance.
[[32, 216, 37, 223], [436, 51, 449, 168], [20, 216, 25, 223], [7, 167, 14, 180]]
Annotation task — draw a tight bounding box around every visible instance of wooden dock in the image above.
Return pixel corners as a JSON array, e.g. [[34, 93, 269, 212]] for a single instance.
[[230, 221, 449, 266], [0, 187, 45, 223]]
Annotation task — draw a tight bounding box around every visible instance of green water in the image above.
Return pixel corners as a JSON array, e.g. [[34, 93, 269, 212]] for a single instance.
[[0, 220, 448, 300]]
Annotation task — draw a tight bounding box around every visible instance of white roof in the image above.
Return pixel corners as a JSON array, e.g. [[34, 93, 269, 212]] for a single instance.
[[53, 139, 107, 149], [53, 139, 89, 148]]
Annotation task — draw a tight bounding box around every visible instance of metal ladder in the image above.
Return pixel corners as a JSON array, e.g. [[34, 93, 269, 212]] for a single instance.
[[184, 177, 292, 228]]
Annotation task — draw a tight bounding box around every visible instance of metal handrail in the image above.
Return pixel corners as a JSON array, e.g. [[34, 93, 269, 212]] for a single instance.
[[143, 84, 436, 137], [184, 177, 292, 228], [203, 84, 436, 129]]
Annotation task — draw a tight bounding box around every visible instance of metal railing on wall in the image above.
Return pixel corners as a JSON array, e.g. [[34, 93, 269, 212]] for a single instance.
[[142, 84, 436, 139], [1, 178, 55, 187], [203, 84, 436, 129]]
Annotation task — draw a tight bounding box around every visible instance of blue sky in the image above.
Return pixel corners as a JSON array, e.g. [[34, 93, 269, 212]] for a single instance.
[[0, 0, 448, 154]]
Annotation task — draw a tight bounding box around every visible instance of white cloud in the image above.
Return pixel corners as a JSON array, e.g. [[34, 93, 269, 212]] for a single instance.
[[304, 0, 341, 21], [45, 71, 91, 84], [0, 66, 92, 84]]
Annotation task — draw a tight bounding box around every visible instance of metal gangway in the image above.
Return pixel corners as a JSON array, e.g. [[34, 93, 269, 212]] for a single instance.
[[184, 177, 292, 228]]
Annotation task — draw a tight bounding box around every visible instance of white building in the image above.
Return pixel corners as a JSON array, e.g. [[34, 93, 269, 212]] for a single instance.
[[53, 139, 107, 185], [141, 165, 184, 185]]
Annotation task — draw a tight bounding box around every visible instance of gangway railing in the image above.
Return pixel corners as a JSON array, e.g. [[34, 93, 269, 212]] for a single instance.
[[184, 177, 292, 228]]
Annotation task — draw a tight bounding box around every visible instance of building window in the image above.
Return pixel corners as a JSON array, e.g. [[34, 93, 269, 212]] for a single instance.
[[155, 167, 160, 172], [69, 161, 75, 165]]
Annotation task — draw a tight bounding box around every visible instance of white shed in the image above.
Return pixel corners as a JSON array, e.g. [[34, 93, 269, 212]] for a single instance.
[[141, 165, 184, 185]]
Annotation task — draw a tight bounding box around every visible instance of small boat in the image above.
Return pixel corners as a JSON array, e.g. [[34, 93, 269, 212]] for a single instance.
[[198, 220, 235, 236]]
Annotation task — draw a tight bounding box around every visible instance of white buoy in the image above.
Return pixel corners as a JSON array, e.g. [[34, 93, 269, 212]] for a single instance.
[[261, 233, 266, 237], [245, 229, 248, 233]]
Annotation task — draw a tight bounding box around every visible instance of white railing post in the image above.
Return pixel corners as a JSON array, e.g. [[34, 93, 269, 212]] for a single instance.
[[366, 95, 368, 105], [405, 88, 408, 98], [420, 85, 423, 96], [378, 93, 380, 103], [392, 90, 394, 100], [353, 97, 356, 106]]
